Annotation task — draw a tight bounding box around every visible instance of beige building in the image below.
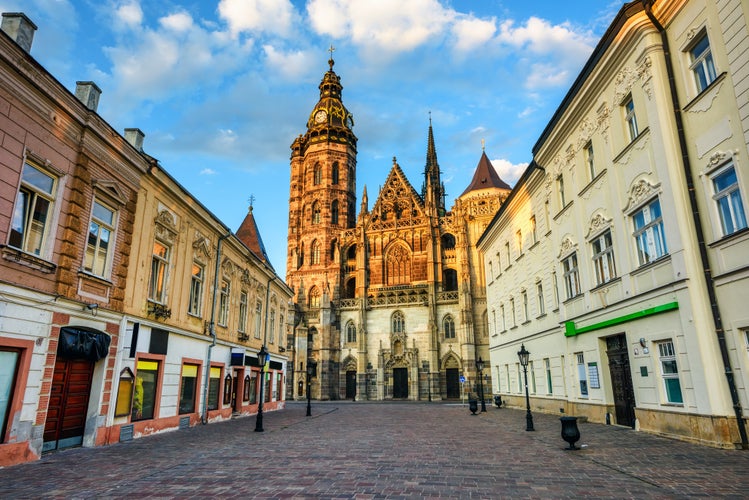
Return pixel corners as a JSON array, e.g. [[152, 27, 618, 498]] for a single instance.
[[479, 0, 749, 448], [286, 59, 510, 401]]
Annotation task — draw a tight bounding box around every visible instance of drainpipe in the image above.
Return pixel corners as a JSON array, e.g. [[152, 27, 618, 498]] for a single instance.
[[642, 0, 748, 448], [202, 232, 231, 424]]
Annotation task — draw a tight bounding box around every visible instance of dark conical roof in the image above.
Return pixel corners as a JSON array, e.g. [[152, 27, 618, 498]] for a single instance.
[[236, 205, 274, 271], [461, 151, 511, 196]]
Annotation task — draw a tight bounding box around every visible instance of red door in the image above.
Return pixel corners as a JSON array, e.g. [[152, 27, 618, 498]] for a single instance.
[[43, 358, 94, 452]]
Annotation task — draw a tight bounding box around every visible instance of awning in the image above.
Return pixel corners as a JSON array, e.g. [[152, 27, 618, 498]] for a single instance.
[[58, 326, 111, 362]]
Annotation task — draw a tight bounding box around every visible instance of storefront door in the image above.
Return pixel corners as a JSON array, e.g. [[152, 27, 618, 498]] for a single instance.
[[43, 357, 94, 452]]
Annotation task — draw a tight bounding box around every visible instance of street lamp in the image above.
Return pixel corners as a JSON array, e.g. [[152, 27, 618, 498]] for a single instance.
[[517, 344, 534, 431], [306, 359, 317, 417], [476, 357, 487, 412], [254, 345, 269, 432]]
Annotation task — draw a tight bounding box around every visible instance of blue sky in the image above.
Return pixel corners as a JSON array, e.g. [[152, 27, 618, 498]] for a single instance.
[[3, 0, 622, 276]]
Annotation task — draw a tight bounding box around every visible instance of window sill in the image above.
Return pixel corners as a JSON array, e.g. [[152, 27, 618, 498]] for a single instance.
[[1, 245, 56, 274], [528, 241, 540, 251], [77, 270, 113, 286], [661, 402, 684, 408], [521, 320, 531, 326], [536, 313, 547, 320], [553, 201, 574, 222], [683, 72, 727, 112], [563, 294, 584, 305], [708, 226, 749, 248], [578, 168, 608, 198], [516, 253, 525, 262], [510, 326, 518, 331], [613, 126, 650, 164], [631, 254, 671, 276], [500, 329, 508, 334], [590, 276, 621, 293]]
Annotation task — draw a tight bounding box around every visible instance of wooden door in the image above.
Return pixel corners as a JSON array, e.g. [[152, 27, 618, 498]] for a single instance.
[[606, 334, 636, 428], [445, 368, 460, 399], [393, 368, 408, 399], [43, 358, 94, 452]]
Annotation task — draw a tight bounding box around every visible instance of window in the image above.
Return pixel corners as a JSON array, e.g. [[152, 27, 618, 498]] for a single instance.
[[552, 271, 560, 308], [269, 311, 275, 344], [633, 198, 668, 265], [254, 301, 262, 338], [207, 366, 221, 410], [392, 311, 405, 334], [657, 340, 683, 404], [529, 361, 536, 394], [9, 162, 57, 256], [576, 353, 588, 397], [238, 291, 248, 332], [521, 290, 528, 322], [249, 373, 258, 404], [133, 360, 160, 421], [500, 304, 506, 331], [279, 313, 284, 345], [346, 321, 357, 343], [243, 375, 251, 402], [331, 200, 339, 225], [491, 309, 497, 335], [223, 374, 232, 405], [188, 263, 204, 316], [179, 364, 198, 414], [311, 240, 321, 265], [516, 363, 522, 392], [557, 174, 566, 208], [509, 298, 516, 327], [332, 162, 339, 184], [276, 372, 283, 401], [624, 95, 639, 141], [530, 216, 537, 245], [0, 348, 21, 441], [689, 32, 716, 93], [443, 315, 455, 339], [309, 287, 320, 308], [149, 241, 170, 303], [218, 279, 230, 326], [544, 358, 552, 394], [516, 230, 523, 254], [562, 253, 581, 299], [592, 230, 617, 285], [313, 163, 322, 185], [584, 141, 595, 179], [84, 200, 115, 277], [114, 368, 134, 418], [504, 242, 510, 267], [712, 164, 747, 236], [536, 282, 545, 316], [312, 202, 321, 224]]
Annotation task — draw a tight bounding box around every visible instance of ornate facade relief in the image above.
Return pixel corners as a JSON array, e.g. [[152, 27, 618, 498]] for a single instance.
[[557, 235, 578, 259], [192, 231, 212, 261], [623, 176, 662, 214], [585, 210, 613, 239], [154, 209, 178, 244]]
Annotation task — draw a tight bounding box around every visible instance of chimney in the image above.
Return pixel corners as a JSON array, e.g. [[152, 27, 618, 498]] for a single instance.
[[75, 81, 102, 112], [124, 128, 145, 152], [1, 13, 37, 53]]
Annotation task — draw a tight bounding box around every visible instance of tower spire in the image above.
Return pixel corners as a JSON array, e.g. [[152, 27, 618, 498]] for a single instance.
[[422, 115, 445, 214]]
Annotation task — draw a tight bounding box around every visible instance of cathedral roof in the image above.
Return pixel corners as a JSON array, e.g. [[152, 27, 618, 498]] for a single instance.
[[460, 151, 511, 196], [369, 157, 425, 224], [236, 205, 274, 271]]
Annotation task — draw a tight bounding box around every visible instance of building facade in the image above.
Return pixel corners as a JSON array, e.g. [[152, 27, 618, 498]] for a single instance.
[[479, 0, 749, 448], [0, 13, 289, 467], [286, 58, 510, 401]]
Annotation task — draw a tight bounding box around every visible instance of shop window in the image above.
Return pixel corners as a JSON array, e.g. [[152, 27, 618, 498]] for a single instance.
[[133, 360, 160, 421], [576, 353, 588, 397], [207, 367, 221, 410], [114, 367, 134, 418], [179, 364, 198, 414], [249, 374, 258, 404], [223, 373, 232, 405], [0, 349, 21, 441], [243, 375, 251, 402]]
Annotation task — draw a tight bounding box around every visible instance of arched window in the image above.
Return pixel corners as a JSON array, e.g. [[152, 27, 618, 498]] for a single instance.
[[311, 240, 321, 265], [331, 200, 339, 225], [312, 201, 321, 224], [392, 311, 405, 334], [309, 287, 320, 308], [330, 239, 337, 261], [332, 162, 339, 184], [313, 162, 322, 185], [443, 315, 455, 339], [443, 268, 458, 291], [441, 233, 456, 249], [346, 321, 356, 343], [344, 278, 356, 298], [386, 244, 411, 286], [298, 243, 305, 267]]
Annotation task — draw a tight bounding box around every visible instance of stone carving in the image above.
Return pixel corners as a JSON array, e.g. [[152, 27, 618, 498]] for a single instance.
[[585, 211, 613, 239], [558, 235, 577, 258], [154, 209, 178, 244], [623, 177, 661, 214]]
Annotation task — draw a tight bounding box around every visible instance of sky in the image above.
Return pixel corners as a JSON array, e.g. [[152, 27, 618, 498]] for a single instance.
[[3, 0, 623, 277]]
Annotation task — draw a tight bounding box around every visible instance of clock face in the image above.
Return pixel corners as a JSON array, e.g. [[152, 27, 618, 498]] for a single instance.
[[315, 110, 327, 123]]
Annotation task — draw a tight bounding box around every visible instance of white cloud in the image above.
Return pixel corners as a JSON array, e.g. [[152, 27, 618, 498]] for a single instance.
[[114, 0, 143, 28], [218, 0, 295, 37], [525, 62, 570, 89], [200, 168, 217, 175], [263, 45, 315, 79], [490, 158, 528, 186], [451, 16, 496, 53], [160, 11, 193, 32]]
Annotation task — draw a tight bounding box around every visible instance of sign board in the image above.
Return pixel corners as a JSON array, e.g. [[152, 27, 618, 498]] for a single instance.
[[459, 375, 466, 384]]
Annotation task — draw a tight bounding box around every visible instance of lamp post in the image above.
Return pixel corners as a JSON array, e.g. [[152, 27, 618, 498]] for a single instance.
[[476, 357, 487, 412], [517, 344, 534, 431], [254, 345, 269, 432], [306, 359, 317, 417]]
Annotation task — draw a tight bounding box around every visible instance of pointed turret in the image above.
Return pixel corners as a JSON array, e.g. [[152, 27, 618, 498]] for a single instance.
[[461, 150, 511, 196], [236, 202, 274, 271], [421, 116, 445, 214], [360, 185, 369, 214], [304, 49, 356, 147]]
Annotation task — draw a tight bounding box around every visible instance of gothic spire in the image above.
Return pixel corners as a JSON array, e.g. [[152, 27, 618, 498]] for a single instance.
[[421, 114, 445, 214]]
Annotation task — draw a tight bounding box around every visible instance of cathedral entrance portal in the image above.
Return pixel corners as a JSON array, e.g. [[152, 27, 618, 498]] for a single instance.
[[445, 368, 460, 399], [346, 370, 356, 399], [393, 368, 409, 398]]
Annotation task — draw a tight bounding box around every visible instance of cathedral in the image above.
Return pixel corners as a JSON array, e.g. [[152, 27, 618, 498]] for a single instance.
[[286, 56, 511, 401]]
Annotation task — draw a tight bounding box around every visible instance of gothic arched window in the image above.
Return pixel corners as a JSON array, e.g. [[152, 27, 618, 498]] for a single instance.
[[441, 233, 456, 249], [443, 268, 458, 291], [332, 162, 339, 185], [443, 315, 455, 339], [386, 244, 411, 286], [312, 201, 321, 224], [392, 311, 405, 334], [311, 239, 321, 265], [309, 287, 320, 308], [331, 200, 339, 225], [346, 321, 356, 343], [313, 163, 322, 185]]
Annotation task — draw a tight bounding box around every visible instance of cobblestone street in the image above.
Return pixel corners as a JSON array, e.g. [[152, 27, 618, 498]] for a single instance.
[[2, 402, 748, 498]]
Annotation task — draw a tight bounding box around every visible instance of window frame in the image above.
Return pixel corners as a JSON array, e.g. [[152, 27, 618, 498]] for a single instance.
[[346, 321, 357, 344], [536, 281, 545, 316], [584, 141, 595, 180], [632, 197, 668, 266], [238, 291, 248, 333], [562, 252, 581, 299], [623, 94, 639, 142], [443, 315, 455, 340], [84, 198, 117, 278], [688, 30, 717, 94], [710, 162, 747, 237], [657, 340, 683, 404], [218, 279, 230, 327], [148, 240, 170, 304], [9, 161, 58, 257], [188, 262, 205, 317], [591, 229, 617, 286]]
